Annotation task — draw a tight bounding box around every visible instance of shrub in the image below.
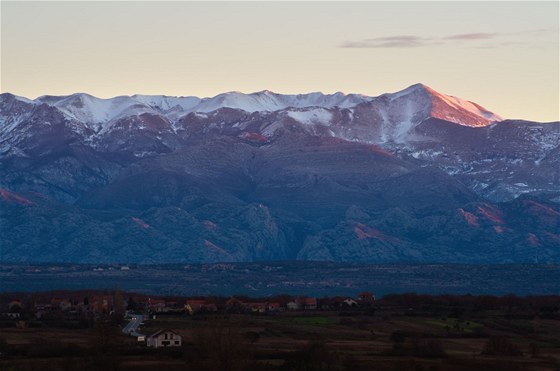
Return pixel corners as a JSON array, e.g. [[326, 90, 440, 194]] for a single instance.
[[482, 336, 523, 356]]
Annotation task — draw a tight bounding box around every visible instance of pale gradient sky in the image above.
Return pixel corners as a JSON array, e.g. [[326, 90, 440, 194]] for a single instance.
[[1, 1, 558, 121]]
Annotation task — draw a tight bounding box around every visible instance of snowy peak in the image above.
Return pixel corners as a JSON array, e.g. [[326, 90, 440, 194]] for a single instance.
[[195, 91, 269, 113], [194, 90, 369, 113], [131, 94, 201, 112], [1, 85, 505, 148], [0, 93, 38, 106], [381, 83, 502, 127], [28, 90, 371, 126], [381, 83, 432, 100], [11, 85, 501, 129], [36, 93, 157, 129], [430, 91, 503, 126], [0, 93, 43, 138]]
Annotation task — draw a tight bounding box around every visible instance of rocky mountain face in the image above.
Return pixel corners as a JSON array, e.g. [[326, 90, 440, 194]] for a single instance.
[[0, 84, 558, 264]]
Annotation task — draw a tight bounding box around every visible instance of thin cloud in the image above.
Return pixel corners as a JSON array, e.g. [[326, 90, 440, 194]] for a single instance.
[[339, 35, 433, 48], [340, 28, 555, 49], [471, 41, 542, 50], [444, 33, 498, 40], [517, 28, 558, 36]]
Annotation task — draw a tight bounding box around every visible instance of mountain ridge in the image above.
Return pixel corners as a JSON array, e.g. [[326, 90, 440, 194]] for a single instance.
[[1, 83, 504, 126], [0, 84, 558, 264]]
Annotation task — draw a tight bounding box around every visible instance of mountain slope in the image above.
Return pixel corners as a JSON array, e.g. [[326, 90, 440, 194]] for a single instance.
[[0, 84, 558, 264]]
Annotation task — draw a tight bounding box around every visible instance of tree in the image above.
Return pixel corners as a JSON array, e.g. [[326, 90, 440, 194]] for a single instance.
[[482, 336, 522, 356], [112, 290, 125, 323], [92, 315, 120, 354], [126, 296, 137, 311]]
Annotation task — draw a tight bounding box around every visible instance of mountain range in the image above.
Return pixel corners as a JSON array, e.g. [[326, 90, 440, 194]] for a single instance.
[[0, 84, 558, 264]]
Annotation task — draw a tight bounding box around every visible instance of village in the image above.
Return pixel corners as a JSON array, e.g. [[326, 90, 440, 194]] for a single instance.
[[131, 292, 375, 348], [0, 290, 375, 348], [1, 290, 559, 371]]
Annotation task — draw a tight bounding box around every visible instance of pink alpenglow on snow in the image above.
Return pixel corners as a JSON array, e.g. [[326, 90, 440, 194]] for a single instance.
[[204, 240, 231, 257], [131, 217, 150, 229], [494, 226, 506, 234], [0, 189, 33, 205], [354, 223, 397, 242], [459, 208, 479, 227], [477, 205, 505, 225], [203, 220, 218, 230]]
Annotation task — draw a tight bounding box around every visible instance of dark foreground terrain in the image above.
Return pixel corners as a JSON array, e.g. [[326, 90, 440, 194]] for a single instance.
[[1, 262, 559, 296], [0, 291, 559, 371]]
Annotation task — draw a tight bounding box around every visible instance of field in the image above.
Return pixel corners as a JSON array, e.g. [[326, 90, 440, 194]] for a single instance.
[[1, 303, 560, 371]]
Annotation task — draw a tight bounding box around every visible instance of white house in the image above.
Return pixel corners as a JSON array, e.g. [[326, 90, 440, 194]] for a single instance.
[[343, 298, 358, 307], [286, 301, 300, 311], [146, 329, 182, 348]]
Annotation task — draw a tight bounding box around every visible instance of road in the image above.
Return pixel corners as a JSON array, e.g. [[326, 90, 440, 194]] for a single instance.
[[122, 314, 144, 337]]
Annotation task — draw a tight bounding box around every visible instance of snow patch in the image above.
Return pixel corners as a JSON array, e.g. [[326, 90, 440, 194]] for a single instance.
[[287, 109, 332, 125]]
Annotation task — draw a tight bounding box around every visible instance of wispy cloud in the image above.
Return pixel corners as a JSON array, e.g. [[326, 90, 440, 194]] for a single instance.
[[471, 41, 543, 50], [444, 33, 498, 40], [340, 35, 434, 48], [340, 28, 556, 49]]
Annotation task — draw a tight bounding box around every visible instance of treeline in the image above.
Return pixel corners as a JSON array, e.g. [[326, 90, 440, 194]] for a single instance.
[[377, 293, 560, 319]]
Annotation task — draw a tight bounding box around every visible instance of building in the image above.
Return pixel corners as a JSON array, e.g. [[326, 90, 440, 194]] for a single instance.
[[225, 297, 246, 311], [0, 312, 20, 319], [185, 299, 217, 314], [148, 299, 167, 313], [266, 302, 281, 311], [248, 302, 267, 313], [146, 329, 182, 348], [286, 300, 300, 311], [357, 292, 375, 304], [8, 300, 23, 312], [303, 298, 318, 310]]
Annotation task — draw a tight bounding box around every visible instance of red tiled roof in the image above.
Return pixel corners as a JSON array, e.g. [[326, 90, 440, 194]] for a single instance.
[[186, 299, 207, 306]]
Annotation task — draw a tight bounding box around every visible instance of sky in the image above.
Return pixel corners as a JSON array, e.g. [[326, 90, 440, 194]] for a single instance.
[[1, 1, 558, 121]]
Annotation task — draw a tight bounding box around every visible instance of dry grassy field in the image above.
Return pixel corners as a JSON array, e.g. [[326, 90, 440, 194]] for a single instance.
[[1, 306, 559, 371]]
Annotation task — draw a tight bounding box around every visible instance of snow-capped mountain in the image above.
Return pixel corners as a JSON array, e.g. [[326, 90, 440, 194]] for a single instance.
[[1, 84, 504, 150], [191, 90, 370, 113], [29, 89, 370, 127], [6, 83, 497, 129], [0, 84, 558, 265], [379, 83, 502, 126]]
